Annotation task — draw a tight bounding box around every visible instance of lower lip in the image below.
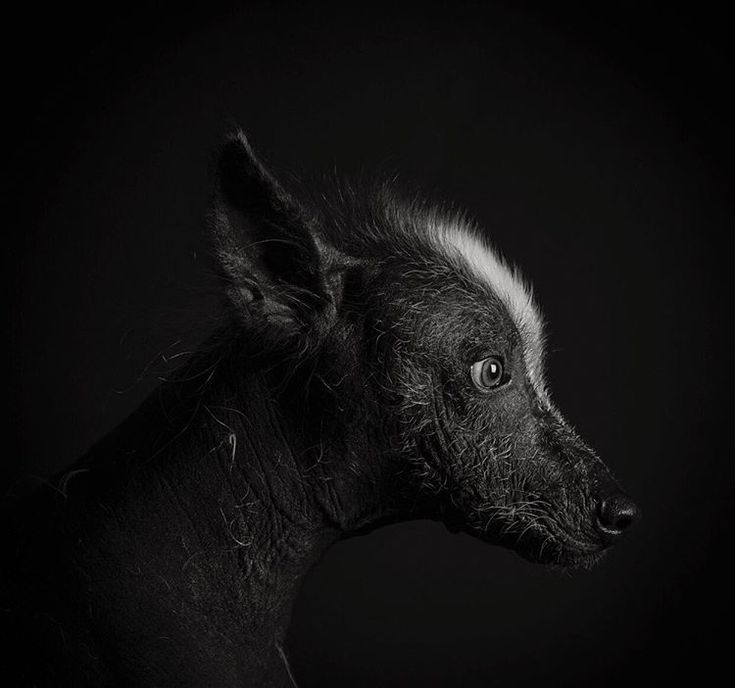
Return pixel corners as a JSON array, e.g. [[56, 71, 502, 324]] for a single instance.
[[557, 535, 603, 553]]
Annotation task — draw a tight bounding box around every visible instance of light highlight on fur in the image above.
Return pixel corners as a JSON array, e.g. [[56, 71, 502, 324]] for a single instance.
[[431, 221, 549, 404]]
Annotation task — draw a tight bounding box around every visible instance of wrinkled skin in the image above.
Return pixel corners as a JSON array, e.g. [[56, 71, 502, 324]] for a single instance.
[[371, 266, 616, 569], [316, 240, 627, 571], [1, 133, 638, 686]]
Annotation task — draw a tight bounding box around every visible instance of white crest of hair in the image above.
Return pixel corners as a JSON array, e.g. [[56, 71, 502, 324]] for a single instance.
[[428, 216, 550, 405]]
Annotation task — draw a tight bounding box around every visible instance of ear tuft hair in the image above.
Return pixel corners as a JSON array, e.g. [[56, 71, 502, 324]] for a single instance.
[[209, 131, 345, 346]]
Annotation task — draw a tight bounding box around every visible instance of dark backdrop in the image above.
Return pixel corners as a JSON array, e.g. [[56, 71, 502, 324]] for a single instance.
[[6, 2, 732, 686]]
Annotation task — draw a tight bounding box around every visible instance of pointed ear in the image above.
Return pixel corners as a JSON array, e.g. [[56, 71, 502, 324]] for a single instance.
[[210, 131, 344, 344]]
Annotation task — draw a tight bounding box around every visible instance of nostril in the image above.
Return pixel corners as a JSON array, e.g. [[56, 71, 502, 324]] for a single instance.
[[596, 493, 640, 542]]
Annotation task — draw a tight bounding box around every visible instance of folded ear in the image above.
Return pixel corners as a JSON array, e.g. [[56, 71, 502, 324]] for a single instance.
[[210, 131, 344, 345]]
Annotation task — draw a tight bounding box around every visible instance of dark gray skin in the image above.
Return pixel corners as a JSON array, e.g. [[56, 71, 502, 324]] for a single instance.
[[2, 133, 638, 686]]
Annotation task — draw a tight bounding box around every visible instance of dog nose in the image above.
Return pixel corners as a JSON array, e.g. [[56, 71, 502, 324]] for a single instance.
[[595, 493, 640, 543]]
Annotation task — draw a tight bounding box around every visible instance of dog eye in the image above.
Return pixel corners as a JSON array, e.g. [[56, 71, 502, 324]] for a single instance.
[[470, 356, 505, 391]]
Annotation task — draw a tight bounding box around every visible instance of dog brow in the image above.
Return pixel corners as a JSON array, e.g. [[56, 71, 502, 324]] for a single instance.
[[430, 219, 549, 404]]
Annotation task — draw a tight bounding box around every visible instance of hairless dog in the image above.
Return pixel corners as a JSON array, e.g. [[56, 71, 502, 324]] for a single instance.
[[2, 133, 639, 686]]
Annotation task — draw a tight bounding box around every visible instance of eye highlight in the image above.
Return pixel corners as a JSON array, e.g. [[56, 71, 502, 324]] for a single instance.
[[470, 356, 506, 391]]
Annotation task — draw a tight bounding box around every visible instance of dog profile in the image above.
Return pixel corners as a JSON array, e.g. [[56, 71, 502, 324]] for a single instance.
[[2, 132, 639, 686]]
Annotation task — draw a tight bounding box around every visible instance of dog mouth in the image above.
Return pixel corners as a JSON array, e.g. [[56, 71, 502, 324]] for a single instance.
[[519, 532, 607, 569], [500, 522, 608, 569], [442, 511, 607, 569]]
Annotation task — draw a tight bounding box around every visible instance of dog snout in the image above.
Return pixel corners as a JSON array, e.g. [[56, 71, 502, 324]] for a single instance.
[[595, 492, 640, 544]]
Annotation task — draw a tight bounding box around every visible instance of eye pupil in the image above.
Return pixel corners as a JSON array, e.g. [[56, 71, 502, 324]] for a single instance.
[[470, 356, 505, 391], [482, 360, 500, 385]]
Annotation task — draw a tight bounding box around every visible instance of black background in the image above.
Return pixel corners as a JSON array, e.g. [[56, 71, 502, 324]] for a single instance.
[[5, 2, 733, 686]]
